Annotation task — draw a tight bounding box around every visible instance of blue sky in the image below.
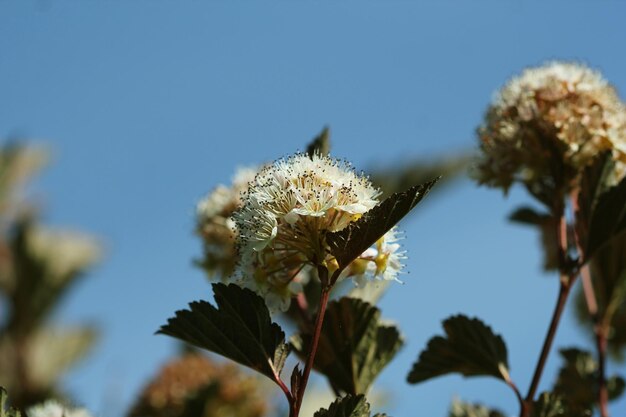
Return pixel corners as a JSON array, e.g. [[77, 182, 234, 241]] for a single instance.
[[2, 1, 626, 416]]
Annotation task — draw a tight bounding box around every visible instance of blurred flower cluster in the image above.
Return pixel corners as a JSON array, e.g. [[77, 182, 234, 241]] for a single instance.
[[0, 143, 100, 409], [128, 353, 270, 417], [195, 167, 258, 279], [474, 62, 626, 203]]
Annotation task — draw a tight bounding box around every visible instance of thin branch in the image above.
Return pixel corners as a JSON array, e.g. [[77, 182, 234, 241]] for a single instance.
[[505, 377, 526, 417], [275, 375, 296, 417], [571, 192, 609, 417], [597, 328, 610, 417], [293, 267, 333, 417], [523, 214, 576, 415], [525, 280, 572, 407]]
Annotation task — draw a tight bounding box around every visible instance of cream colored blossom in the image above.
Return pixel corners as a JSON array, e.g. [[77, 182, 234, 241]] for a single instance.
[[344, 227, 405, 287], [27, 400, 93, 417], [196, 167, 257, 278], [28, 226, 101, 284], [232, 152, 401, 311], [475, 61, 626, 196]]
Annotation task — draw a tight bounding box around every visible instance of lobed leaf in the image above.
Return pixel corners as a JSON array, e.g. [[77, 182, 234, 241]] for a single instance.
[[328, 178, 439, 271], [28, 326, 98, 388], [448, 399, 506, 417], [158, 283, 289, 384], [509, 206, 551, 226], [508, 206, 559, 270], [313, 395, 371, 417], [292, 297, 403, 395], [553, 347, 625, 412], [576, 152, 626, 260], [0, 388, 20, 417], [407, 315, 510, 384], [608, 375, 625, 401], [370, 154, 470, 198], [5, 219, 100, 335], [531, 392, 567, 417]]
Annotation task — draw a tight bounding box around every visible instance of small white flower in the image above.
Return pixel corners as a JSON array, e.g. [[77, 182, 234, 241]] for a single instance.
[[27, 400, 93, 417], [345, 227, 406, 286], [28, 227, 101, 284], [195, 166, 258, 278]]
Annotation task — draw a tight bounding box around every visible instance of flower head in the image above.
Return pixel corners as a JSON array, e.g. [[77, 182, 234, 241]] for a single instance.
[[27, 401, 93, 417], [474, 61, 626, 198], [232, 152, 394, 311], [128, 354, 269, 417], [345, 227, 406, 287], [196, 167, 257, 278]]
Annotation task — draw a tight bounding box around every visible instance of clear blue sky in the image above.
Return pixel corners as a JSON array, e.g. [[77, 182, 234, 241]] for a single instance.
[[2, 1, 626, 416]]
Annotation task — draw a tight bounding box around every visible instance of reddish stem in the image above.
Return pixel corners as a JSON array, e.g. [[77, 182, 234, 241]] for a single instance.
[[505, 377, 526, 416], [524, 280, 572, 411], [294, 283, 331, 416], [523, 214, 576, 416], [277, 376, 295, 417], [597, 328, 610, 417], [571, 192, 610, 416]]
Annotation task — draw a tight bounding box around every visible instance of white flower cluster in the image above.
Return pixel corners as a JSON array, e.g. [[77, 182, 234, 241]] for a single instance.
[[475, 61, 626, 193], [28, 227, 101, 284], [27, 400, 93, 417], [225, 153, 405, 311], [196, 167, 257, 278]]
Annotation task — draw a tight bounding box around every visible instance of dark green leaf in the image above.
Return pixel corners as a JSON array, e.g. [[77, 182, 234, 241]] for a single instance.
[[0, 388, 21, 417], [552, 347, 624, 413], [290, 364, 302, 400], [448, 399, 506, 417], [370, 154, 470, 198], [306, 127, 331, 158], [5, 219, 99, 336], [28, 326, 98, 387], [509, 206, 559, 270], [158, 283, 289, 384], [313, 395, 371, 417], [575, 153, 613, 254], [553, 348, 595, 413], [574, 233, 626, 360], [328, 179, 438, 270], [531, 392, 568, 417], [509, 206, 551, 226], [608, 375, 625, 401], [576, 153, 626, 260], [407, 315, 510, 384], [292, 297, 403, 395]]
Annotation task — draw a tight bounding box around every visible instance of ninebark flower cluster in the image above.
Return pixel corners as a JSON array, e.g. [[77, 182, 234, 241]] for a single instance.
[[474, 62, 626, 198], [198, 152, 406, 311], [465, 61, 626, 417], [196, 167, 258, 278]]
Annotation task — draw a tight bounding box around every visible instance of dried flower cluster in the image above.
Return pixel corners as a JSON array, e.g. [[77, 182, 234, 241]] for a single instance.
[[475, 61, 626, 198], [128, 354, 269, 417]]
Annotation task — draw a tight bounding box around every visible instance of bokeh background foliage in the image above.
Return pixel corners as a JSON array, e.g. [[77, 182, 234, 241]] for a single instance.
[[2, 1, 626, 416]]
